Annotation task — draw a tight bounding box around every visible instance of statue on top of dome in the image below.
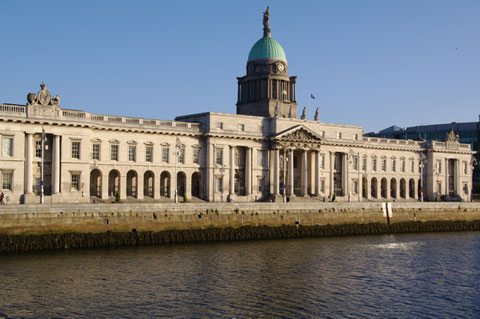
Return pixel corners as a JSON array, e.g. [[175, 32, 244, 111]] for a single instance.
[[263, 7, 271, 37]]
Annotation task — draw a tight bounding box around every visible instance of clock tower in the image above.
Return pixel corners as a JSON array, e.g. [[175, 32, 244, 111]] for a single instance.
[[236, 7, 298, 118]]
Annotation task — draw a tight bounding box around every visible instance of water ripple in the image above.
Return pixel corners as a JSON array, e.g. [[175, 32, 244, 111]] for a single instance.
[[1, 232, 480, 317]]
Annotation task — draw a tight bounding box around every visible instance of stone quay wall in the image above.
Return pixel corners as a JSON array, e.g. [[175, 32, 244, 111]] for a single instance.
[[1, 202, 480, 235]]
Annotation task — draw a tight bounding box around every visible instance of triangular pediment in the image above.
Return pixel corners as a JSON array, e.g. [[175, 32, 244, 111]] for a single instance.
[[275, 125, 324, 142]]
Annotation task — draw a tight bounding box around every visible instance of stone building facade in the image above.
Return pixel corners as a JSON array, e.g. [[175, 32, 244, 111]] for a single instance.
[[0, 9, 474, 204]]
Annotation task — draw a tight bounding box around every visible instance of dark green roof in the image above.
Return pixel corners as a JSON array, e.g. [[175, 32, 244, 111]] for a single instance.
[[248, 35, 286, 62]]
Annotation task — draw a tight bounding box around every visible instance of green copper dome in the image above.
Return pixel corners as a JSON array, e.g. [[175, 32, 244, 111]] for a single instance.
[[248, 35, 286, 62]]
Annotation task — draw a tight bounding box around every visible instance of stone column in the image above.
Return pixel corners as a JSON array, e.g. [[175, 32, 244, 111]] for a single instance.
[[52, 135, 60, 194], [315, 151, 320, 195], [386, 179, 391, 200], [413, 178, 418, 200], [137, 173, 144, 200], [343, 153, 348, 197], [120, 174, 127, 200], [302, 150, 308, 196], [288, 149, 294, 196], [329, 152, 334, 197], [206, 141, 213, 201], [358, 175, 363, 201], [229, 146, 234, 196], [246, 147, 252, 195], [101, 171, 109, 200], [274, 148, 280, 195], [445, 158, 449, 195], [25, 133, 33, 194], [394, 179, 399, 199], [455, 159, 460, 196]]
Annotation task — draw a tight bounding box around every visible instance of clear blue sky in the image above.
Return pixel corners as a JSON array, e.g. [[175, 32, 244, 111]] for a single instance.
[[1, 0, 479, 132]]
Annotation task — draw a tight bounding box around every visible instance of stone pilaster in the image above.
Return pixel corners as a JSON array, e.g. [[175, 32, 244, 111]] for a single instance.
[[302, 150, 307, 196], [52, 135, 60, 194], [25, 133, 33, 194], [246, 147, 252, 195]]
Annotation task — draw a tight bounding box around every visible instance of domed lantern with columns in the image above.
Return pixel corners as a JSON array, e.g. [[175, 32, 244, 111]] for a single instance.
[[236, 7, 298, 118]]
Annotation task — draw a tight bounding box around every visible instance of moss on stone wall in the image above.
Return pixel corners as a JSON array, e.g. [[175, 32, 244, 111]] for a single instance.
[[1, 220, 480, 253]]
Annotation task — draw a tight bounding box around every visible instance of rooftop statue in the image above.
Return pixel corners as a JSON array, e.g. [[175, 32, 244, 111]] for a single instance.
[[446, 129, 459, 142], [27, 82, 60, 106], [314, 108, 319, 121], [300, 107, 306, 120], [263, 7, 271, 37]]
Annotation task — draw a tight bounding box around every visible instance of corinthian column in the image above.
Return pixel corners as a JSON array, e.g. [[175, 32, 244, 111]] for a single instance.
[[302, 150, 307, 196], [274, 148, 280, 195]]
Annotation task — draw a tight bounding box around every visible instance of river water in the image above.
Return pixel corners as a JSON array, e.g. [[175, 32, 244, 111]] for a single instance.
[[1, 232, 480, 318]]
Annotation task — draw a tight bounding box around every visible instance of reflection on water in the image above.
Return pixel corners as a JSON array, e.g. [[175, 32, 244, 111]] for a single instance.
[[1, 232, 480, 318]]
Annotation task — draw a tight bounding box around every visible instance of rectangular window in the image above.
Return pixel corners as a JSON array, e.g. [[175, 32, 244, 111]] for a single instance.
[[2, 137, 13, 157], [128, 145, 136, 162], [258, 177, 264, 193], [382, 159, 387, 172], [162, 147, 169, 163], [362, 158, 367, 171], [111, 144, 119, 161], [92, 143, 100, 160], [146, 146, 153, 162], [320, 179, 325, 193], [353, 180, 358, 194], [238, 124, 245, 132], [464, 162, 468, 175], [178, 148, 185, 164], [437, 161, 442, 174], [216, 122, 223, 129], [437, 182, 442, 194], [216, 149, 223, 165], [372, 159, 377, 171], [392, 159, 396, 172], [234, 149, 239, 166], [353, 157, 358, 170], [71, 173, 80, 191], [72, 141, 80, 159], [35, 140, 42, 158], [257, 150, 264, 167], [320, 154, 325, 169], [401, 160, 406, 173], [2, 171, 12, 190], [411, 160, 415, 173], [216, 177, 223, 192], [294, 155, 298, 169], [193, 148, 200, 164]]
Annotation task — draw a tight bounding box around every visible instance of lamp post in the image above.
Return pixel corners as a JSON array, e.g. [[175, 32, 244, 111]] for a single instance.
[[283, 147, 290, 203], [174, 137, 181, 204], [419, 153, 426, 202], [40, 128, 46, 204]]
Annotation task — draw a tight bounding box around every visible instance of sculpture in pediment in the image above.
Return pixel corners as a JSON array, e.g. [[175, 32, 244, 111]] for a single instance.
[[282, 128, 322, 141]]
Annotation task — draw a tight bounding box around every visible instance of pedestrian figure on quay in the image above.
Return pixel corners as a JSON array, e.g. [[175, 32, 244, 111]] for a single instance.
[[0, 192, 5, 204]]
